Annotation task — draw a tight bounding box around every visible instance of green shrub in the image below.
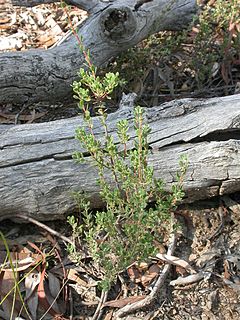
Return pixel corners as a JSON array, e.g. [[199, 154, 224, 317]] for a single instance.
[[67, 48, 187, 291]]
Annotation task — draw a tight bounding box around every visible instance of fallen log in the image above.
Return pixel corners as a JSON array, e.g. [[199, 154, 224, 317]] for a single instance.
[[0, 0, 198, 105], [1, 93, 240, 220]]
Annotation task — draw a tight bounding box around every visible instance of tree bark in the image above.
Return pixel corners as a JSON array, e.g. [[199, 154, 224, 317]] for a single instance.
[[1, 93, 240, 221], [10, 0, 99, 11], [0, 0, 198, 105]]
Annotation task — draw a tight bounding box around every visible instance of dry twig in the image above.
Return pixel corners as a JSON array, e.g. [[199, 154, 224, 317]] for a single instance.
[[115, 213, 177, 318], [0, 213, 75, 247], [92, 290, 108, 320]]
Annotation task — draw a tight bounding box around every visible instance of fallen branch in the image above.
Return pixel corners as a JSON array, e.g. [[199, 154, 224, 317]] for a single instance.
[[0, 0, 198, 105], [2, 93, 240, 220]]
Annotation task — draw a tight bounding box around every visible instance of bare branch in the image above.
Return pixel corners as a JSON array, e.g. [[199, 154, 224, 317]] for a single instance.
[[10, 0, 100, 11], [10, 0, 59, 6], [65, 0, 100, 12], [0, 0, 198, 106]]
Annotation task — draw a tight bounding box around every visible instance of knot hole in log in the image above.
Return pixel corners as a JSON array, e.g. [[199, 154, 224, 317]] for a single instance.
[[101, 6, 136, 43]]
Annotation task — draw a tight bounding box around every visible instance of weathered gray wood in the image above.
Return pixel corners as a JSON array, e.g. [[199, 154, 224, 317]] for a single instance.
[[11, 0, 98, 11], [0, 0, 198, 105], [11, 0, 58, 6], [1, 93, 240, 220]]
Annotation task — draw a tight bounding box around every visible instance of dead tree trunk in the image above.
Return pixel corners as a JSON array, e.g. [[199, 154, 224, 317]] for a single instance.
[[1, 93, 240, 221], [0, 0, 198, 105]]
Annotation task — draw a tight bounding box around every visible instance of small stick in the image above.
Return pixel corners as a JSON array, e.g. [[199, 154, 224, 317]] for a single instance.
[[92, 290, 108, 320], [115, 213, 177, 318], [207, 205, 225, 241], [0, 213, 75, 247]]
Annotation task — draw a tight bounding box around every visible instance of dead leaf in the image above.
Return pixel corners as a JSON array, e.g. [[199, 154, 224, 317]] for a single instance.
[[156, 253, 196, 274], [0, 270, 22, 318], [48, 271, 61, 298], [67, 268, 89, 287], [211, 62, 220, 78], [0, 251, 42, 272], [223, 279, 240, 292], [225, 255, 240, 269], [141, 264, 160, 287], [25, 270, 41, 300], [103, 310, 114, 320], [25, 270, 41, 320], [127, 265, 142, 283], [45, 17, 62, 36], [175, 265, 188, 277], [195, 248, 221, 268], [153, 240, 166, 254], [170, 272, 211, 286], [0, 37, 22, 51], [103, 295, 146, 308], [37, 263, 60, 317], [223, 260, 231, 280]]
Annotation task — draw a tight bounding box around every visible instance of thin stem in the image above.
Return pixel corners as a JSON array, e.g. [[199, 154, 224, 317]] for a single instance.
[[101, 114, 121, 191], [61, 1, 95, 76], [138, 113, 143, 183]]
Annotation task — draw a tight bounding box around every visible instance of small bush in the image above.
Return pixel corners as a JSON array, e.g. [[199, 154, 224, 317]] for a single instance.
[[68, 48, 187, 291]]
